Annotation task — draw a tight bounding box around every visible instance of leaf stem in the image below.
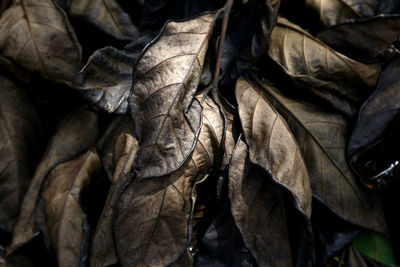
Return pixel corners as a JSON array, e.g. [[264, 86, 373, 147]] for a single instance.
[[213, 0, 234, 86]]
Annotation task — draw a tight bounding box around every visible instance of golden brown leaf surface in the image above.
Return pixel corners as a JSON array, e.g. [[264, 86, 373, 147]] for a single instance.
[[129, 11, 220, 178], [35, 149, 102, 267], [115, 97, 224, 266], [0, 0, 82, 82], [254, 77, 387, 234], [9, 106, 99, 252]]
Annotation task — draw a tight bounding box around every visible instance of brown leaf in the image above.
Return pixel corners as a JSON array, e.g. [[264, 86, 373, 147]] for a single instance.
[[129, 11, 221, 178], [69, 47, 138, 114], [229, 138, 293, 266], [252, 76, 387, 234], [89, 116, 138, 267], [318, 15, 400, 63], [115, 97, 224, 266], [9, 106, 98, 253], [0, 0, 82, 82], [235, 77, 312, 217], [305, 0, 378, 27], [69, 0, 139, 41], [0, 74, 41, 234], [35, 149, 102, 267], [268, 17, 382, 117]]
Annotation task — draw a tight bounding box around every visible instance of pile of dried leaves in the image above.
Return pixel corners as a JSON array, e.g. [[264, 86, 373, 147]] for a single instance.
[[1, 0, 400, 266]]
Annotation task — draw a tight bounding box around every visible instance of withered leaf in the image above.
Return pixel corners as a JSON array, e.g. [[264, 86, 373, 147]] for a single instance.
[[35, 149, 102, 267], [69, 0, 139, 41], [235, 78, 312, 217], [318, 15, 400, 63], [69, 47, 138, 114], [0, 74, 40, 234], [253, 76, 387, 234], [268, 17, 382, 117], [89, 117, 138, 267], [0, 0, 82, 82], [10, 106, 98, 252], [348, 57, 400, 187], [229, 138, 293, 266], [115, 97, 224, 266], [129, 11, 220, 178], [305, 0, 377, 28]]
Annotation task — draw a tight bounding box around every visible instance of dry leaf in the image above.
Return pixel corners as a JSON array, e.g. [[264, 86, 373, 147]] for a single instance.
[[229, 138, 293, 266], [69, 47, 138, 114], [268, 17, 381, 117], [89, 116, 138, 267], [35, 149, 102, 267], [0, 74, 41, 234], [253, 76, 387, 234], [69, 0, 139, 41], [115, 97, 224, 266], [236, 77, 312, 217], [0, 0, 82, 82], [129, 11, 221, 178], [9, 106, 98, 252]]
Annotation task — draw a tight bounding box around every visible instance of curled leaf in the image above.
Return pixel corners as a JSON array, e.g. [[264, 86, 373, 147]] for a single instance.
[[115, 97, 224, 266], [253, 76, 387, 234], [236, 77, 312, 217], [0, 0, 82, 82], [35, 149, 102, 267], [69, 0, 139, 41], [129, 11, 220, 178], [268, 17, 381, 117], [69, 47, 138, 114], [0, 74, 40, 235], [10, 106, 99, 252], [89, 116, 138, 267], [228, 138, 293, 266]]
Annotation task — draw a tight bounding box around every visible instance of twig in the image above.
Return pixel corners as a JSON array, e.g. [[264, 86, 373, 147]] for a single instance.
[[213, 0, 234, 86]]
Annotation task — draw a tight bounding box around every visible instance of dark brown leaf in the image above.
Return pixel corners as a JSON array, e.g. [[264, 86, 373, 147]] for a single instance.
[[318, 15, 400, 63], [305, 0, 378, 27], [268, 17, 382, 117], [9, 106, 98, 253], [69, 0, 139, 41], [0, 0, 82, 82], [68, 47, 138, 114], [0, 74, 40, 234], [348, 57, 400, 187], [89, 117, 138, 267], [252, 76, 387, 234], [115, 97, 224, 266], [236, 77, 312, 217], [129, 11, 220, 178], [229, 138, 293, 266], [35, 149, 102, 267]]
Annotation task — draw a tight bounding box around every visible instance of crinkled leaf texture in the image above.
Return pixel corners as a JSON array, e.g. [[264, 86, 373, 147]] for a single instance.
[[115, 97, 224, 266], [252, 76, 387, 234], [0, 0, 82, 82], [0, 74, 41, 234], [129, 11, 220, 178], [69, 0, 139, 41], [35, 149, 102, 267], [10, 106, 99, 252], [268, 17, 381, 117], [69, 46, 138, 114]]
